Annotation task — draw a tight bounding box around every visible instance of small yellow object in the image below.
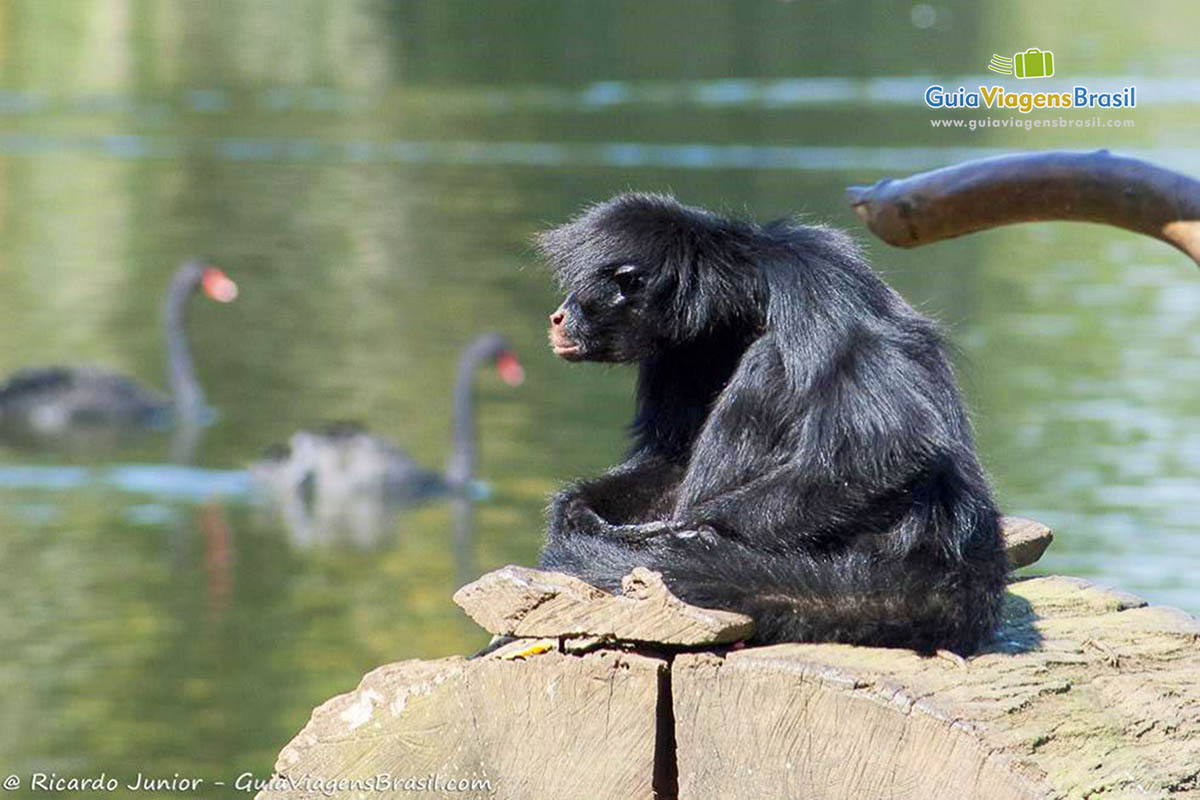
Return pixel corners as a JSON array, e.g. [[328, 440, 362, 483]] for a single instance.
[[501, 642, 554, 660]]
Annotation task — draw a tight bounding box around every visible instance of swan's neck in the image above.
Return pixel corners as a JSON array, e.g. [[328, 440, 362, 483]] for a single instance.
[[163, 276, 203, 422], [444, 348, 482, 488]]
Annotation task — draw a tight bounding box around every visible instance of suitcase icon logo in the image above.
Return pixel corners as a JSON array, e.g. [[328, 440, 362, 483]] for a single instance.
[[988, 48, 1055, 79]]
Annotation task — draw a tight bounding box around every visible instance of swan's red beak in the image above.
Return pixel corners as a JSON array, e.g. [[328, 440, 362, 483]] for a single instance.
[[496, 351, 525, 386], [201, 267, 239, 303]]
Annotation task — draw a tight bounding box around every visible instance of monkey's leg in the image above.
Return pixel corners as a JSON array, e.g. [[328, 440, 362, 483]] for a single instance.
[[538, 527, 660, 592], [556, 498, 673, 542], [580, 455, 684, 525], [578, 506, 675, 541], [540, 523, 720, 592], [547, 454, 683, 544]]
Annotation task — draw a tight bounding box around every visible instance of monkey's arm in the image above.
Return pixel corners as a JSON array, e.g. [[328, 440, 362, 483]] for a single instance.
[[559, 505, 677, 542], [675, 464, 919, 549], [671, 335, 934, 548], [567, 464, 914, 548], [547, 452, 684, 544]]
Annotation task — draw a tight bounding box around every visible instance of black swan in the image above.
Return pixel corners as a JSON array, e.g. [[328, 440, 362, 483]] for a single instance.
[[0, 260, 237, 448], [251, 332, 524, 517]]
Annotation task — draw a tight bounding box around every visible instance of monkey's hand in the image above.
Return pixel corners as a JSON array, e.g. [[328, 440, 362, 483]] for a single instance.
[[668, 522, 720, 544], [603, 520, 721, 546], [554, 489, 716, 544], [560, 494, 610, 537], [564, 497, 676, 543], [548, 488, 594, 538], [606, 519, 674, 542]]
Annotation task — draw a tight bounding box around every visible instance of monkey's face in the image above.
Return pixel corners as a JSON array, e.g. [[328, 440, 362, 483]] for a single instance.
[[548, 263, 656, 363], [540, 192, 767, 363]]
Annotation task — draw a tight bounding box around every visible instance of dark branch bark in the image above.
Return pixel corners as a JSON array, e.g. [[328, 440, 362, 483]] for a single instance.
[[846, 150, 1200, 267]]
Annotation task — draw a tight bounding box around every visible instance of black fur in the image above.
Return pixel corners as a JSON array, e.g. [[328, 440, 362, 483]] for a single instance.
[[537, 193, 1007, 655]]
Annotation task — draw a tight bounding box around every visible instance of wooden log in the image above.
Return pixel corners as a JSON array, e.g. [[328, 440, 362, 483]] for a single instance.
[[453, 565, 755, 645], [261, 574, 1200, 800], [261, 514, 1200, 800], [672, 576, 1200, 800], [258, 649, 667, 800], [846, 150, 1200, 267]]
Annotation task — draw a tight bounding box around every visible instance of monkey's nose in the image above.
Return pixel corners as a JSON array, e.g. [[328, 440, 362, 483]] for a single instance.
[[550, 309, 566, 326]]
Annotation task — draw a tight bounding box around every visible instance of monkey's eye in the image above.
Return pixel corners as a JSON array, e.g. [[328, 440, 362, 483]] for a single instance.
[[612, 264, 645, 297]]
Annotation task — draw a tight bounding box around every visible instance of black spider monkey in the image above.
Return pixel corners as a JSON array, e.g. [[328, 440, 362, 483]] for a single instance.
[[537, 193, 1007, 656]]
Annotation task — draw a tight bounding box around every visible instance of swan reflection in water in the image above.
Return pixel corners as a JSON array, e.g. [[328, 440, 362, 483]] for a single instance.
[[250, 333, 523, 560]]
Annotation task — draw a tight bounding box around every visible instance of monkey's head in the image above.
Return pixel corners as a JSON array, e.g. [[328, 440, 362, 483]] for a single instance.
[[539, 193, 764, 363]]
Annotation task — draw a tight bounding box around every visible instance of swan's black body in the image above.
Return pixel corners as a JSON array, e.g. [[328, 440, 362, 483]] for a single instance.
[[539, 194, 1007, 655], [0, 261, 235, 450], [251, 333, 523, 507], [0, 367, 169, 433]]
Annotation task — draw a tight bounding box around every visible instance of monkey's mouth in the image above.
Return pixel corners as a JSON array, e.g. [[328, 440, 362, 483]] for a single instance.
[[549, 327, 582, 359]]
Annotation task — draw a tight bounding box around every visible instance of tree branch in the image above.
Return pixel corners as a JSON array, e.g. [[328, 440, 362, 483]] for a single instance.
[[846, 150, 1200, 267]]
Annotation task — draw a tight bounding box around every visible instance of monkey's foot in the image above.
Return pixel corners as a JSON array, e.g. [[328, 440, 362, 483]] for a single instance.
[[562, 497, 609, 536]]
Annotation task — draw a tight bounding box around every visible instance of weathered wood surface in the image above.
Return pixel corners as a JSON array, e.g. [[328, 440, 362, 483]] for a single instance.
[[846, 150, 1200, 267], [674, 576, 1200, 800], [454, 517, 1050, 645], [260, 517, 1200, 800], [259, 649, 666, 800], [453, 564, 754, 645], [1003, 516, 1053, 570]]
